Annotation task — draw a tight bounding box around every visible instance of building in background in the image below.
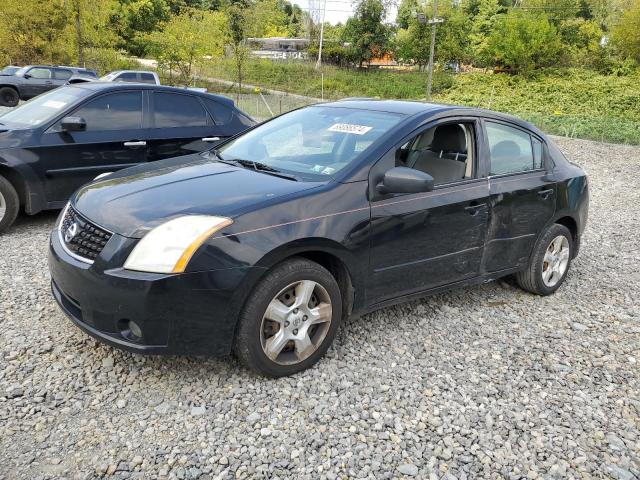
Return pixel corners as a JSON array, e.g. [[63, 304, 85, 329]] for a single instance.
[[247, 38, 309, 61]]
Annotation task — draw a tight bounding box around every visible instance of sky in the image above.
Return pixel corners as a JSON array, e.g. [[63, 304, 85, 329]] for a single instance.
[[291, 0, 399, 25]]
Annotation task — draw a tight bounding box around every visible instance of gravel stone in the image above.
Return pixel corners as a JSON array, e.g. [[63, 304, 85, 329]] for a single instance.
[[398, 463, 419, 476], [0, 136, 639, 479]]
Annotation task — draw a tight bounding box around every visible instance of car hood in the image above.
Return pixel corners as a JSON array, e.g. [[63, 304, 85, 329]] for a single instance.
[[72, 154, 322, 238]]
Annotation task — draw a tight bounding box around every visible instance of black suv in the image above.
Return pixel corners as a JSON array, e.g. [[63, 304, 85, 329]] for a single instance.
[[0, 66, 98, 107], [0, 82, 255, 232]]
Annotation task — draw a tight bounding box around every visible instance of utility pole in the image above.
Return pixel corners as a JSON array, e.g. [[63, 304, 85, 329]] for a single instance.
[[425, 0, 443, 101], [315, 0, 327, 69]]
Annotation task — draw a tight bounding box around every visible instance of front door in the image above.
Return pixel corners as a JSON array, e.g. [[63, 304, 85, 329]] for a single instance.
[[34, 90, 149, 203], [147, 91, 225, 161], [481, 120, 556, 272], [22, 67, 54, 98], [367, 119, 490, 304]]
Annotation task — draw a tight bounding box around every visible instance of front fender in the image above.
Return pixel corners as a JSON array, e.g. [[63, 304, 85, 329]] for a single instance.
[[0, 150, 45, 214]]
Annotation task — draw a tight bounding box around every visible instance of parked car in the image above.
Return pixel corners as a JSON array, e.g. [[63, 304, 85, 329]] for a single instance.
[[0, 65, 98, 106], [0, 65, 20, 76], [100, 70, 160, 85], [0, 82, 255, 232], [49, 100, 589, 377]]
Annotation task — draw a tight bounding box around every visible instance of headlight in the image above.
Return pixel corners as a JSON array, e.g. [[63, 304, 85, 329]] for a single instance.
[[123, 215, 233, 274]]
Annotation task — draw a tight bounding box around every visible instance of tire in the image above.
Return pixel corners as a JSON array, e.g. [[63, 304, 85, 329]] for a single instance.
[[516, 223, 573, 296], [234, 257, 343, 377], [0, 174, 19, 234], [0, 87, 19, 107]]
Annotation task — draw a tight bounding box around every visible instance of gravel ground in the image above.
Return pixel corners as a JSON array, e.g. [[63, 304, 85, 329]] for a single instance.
[[0, 137, 639, 480]]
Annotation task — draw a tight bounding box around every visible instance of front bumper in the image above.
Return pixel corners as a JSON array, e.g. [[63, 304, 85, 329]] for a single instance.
[[49, 230, 258, 356]]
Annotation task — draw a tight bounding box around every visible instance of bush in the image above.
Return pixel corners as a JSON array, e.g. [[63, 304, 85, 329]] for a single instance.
[[485, 12, 563, 74], [83, 48, 142, 76]]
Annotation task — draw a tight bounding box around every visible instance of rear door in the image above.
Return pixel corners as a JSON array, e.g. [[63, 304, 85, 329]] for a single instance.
[[35, 90, 149, 202], [52, 68, 73, 87], [482, 120, 556, 272], [147, 91, 223, 160]]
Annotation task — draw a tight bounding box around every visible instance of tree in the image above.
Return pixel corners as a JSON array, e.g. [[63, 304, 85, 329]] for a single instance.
[[485, 11, 563, 73], [111, 0, 171, 56], [0, 0, 73, 65], [226, 2, 251, 98], [342, 0, 391, 67], [469, 0, 503, 65], [559, 17, 603, 66], [146, 8, 226, 83], [611, 0, 640, 63]]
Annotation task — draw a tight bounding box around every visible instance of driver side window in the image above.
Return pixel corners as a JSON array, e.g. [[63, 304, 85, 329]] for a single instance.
[[397, 122, 475, 186], [71, 92, 143, 131]]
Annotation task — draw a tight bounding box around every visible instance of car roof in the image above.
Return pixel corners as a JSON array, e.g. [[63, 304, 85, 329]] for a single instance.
[[66, 82, 235, 106], [107, 70, 156, 75], [320, 98, 542, 135]]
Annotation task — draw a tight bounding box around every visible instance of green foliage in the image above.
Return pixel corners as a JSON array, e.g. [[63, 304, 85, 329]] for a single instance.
[[611, 0, 640, 63], [485, 12, 563, 73], [469, 0, 503, 65], [146, 8, 226, 83], [343, 0, 391, 67], [0, 0, 74, 65], [111, 0, 171, 56]]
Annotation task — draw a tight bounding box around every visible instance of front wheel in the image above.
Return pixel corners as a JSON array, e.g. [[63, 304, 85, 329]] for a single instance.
[[234, 258, 343, 377], [516, 223, 573, 295], [0, 175, 19, 234]]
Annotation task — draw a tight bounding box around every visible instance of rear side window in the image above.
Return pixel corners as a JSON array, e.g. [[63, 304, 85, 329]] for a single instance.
[[116, 72, 138, 82], [140, 73, 156, 84], [486, 122, 538, 175], [202, 98, 234, 125], [153, 92, 207, 128], [54, 69, 73, 80], [73, 91, 143, 131], [532, 137, 544, 169]]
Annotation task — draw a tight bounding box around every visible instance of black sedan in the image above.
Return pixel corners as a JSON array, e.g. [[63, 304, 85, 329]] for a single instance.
[[49, 100, 589, 377], [0, 83, 255, 232]]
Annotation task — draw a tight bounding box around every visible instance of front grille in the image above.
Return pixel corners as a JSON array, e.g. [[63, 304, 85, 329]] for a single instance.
[[60, 206, 112, 262]]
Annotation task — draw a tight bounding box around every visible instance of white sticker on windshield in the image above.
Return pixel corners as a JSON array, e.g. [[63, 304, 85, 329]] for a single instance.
[[328, 123, 372, 135], [42, 100, 67, 109]]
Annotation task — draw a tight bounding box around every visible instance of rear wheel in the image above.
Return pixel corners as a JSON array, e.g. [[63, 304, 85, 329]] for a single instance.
[[234, 258, 342, 377], [516, 223, 573, 295], [0, 175, 19, 233], [0, 87, 19, 107]]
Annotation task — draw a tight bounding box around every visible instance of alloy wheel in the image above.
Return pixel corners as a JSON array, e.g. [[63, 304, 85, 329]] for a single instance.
[[0, 190, 5, 223], [541, 235, 570, 287], [260, 280, 332, 365]]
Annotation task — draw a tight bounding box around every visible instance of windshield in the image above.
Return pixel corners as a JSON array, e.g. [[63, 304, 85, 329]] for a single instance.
[[100, 72, 119, 81], [0, 86, 90, 128], [217, 106, 404, 179], [0, 66, 19, 75]]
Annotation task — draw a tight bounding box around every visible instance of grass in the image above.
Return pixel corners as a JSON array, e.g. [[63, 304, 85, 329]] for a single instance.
[[196, 59, 640, 144]]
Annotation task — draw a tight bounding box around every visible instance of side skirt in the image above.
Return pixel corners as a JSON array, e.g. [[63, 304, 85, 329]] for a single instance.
[[354, 266, 522, 318]]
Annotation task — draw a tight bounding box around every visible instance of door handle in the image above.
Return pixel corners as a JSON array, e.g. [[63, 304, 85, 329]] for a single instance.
[[202, 137, 221, 142], [465, 204, 484, 216], [124, 141, 147, 147], [537, 188, 554, 199]]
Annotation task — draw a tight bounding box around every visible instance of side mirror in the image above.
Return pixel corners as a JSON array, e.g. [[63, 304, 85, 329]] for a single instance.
[[60, 116, 86, 132], [23, 73, 31, 79], [377, 166, 434, 195]]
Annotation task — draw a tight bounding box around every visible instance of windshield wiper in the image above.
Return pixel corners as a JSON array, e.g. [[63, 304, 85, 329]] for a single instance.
[[228, 158, 300, 181]]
